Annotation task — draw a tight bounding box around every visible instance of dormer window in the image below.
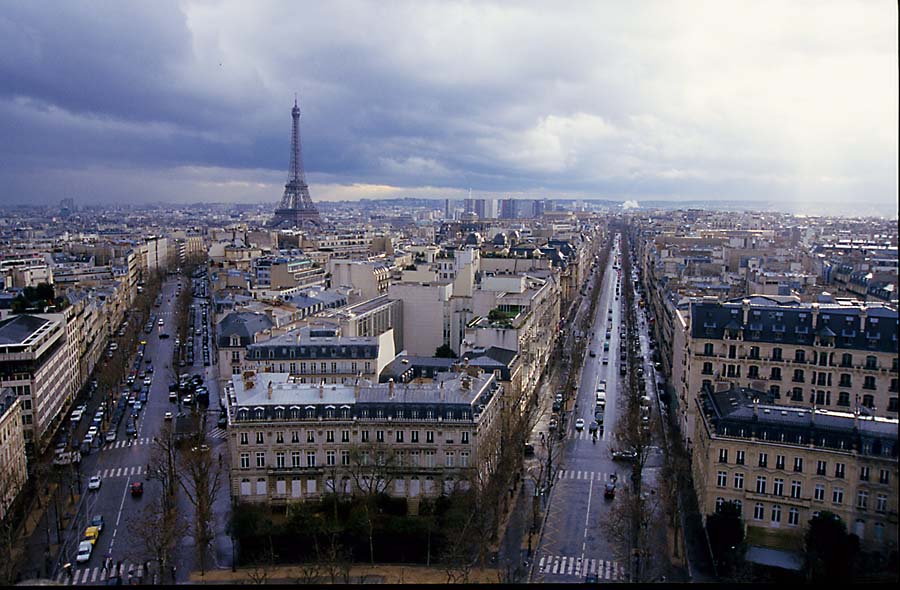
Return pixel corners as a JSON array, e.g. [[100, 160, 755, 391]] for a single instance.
[[230, 335, 240, 347]]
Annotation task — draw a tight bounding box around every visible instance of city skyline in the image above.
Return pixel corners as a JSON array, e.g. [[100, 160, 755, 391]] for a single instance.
[[1, 1, 897, 215]]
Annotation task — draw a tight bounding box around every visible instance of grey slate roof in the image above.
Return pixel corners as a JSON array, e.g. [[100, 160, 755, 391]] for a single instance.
[[216, 312, 274, 348], [0, 314, 52, 346]]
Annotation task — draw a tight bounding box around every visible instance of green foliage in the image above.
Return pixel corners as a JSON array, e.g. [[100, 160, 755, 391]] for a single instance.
[[10, 282, 66, 313], [434, 344, 457, 358], [805, 511, 859, 581]]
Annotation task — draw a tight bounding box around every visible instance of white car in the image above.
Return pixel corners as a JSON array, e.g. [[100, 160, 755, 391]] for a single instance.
[[88, 475, 102, 490], [158, 318, 164, 326], [143, 377, 152, 386], [76, 540, 93, 563], [575, 418, 585, 431], [87, 426, 99, 437], [164, 412, 173, 421]]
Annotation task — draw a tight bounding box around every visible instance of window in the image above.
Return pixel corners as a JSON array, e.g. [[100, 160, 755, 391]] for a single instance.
[[256, 452, 266, 468], [860, 466, 870, 481], [292, 430, 300, 443], [255, 431, 265, 444], [788, 507, 800, 526], [411, 430, 419, 443], [774, 478, 784, 496], [341, 430, 350, 443], [814, 484, 825, 501], [771, 504, 782, 523], [717, 471, 727, 487], [772, 348, 783, 361], [748, 365, 759, 378], [396, 430, 404, 443], [756, 476, 767, 494], [445, 452, 455, 467], [734, 473, 744, 490], [749, 346, 760, 360], [838, 391, 850, 406], [793, 457, 803, 473], [791, 387, 803, 401], [770, 367, 782, 381], [874, 522, 885, 542], [326, 450, 336, 466], [879, 469, 890, 485], [839, 374, 852, 387], [461, 431, 470, 444], [292, 451, 301, 467], [326, 430, 334, 443], [833, 487, 844, 505], [306, 451, 316, 467], [816, 460, 827, 476], [793, 369, 805, 383], [275, 431, 284, 444], [361, 430, 369, 443], [865, 355, 877, 370], [719, 448, 728, 463], [791, 480, 802, 499], [855, 490, 868, 510], [376, 430, 385, 443], [275, 452, 285, 468], [758, 453, 768, 468], [703, 343, 714, 355], [240, 453, 250, 469], [876, 494, 888, 513], [795, 350, 805, 363], [754, 503, 764, 520], [776, 455, 785, 470], [424, 450, 435, 467], [460, 452, 469, 467], [863, 377, 876, 391], [240, 432, 249, 445], [736, 450, 745, 465], [426, 431, 435, 443], [715, 498, 725, 512], [307, 431, 315, 443], [702, 362, 713, 375], [341, 450, 349, 465], [835, 463, 845, 479]]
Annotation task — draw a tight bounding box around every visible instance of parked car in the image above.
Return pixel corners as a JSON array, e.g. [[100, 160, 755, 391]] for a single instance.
[[90, 515, 104, 533], [575, 418, 585, 431], [130, 482, 144, 496], [611, 449, 638, 462]]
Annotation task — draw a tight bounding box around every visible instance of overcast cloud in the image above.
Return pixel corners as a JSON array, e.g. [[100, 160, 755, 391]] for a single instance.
[[0, 0, 896, 213]]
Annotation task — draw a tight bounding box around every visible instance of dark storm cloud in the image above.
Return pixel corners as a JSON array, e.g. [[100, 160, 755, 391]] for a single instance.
[[0, 0, 895, 210]]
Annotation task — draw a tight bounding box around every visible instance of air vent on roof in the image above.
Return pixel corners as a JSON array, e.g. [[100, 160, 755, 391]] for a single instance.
[[763, 409, 770, 414], [781, 411, 788, 416]]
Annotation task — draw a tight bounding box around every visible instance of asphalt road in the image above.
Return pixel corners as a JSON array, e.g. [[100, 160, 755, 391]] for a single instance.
[[50, 274, 231, 585]]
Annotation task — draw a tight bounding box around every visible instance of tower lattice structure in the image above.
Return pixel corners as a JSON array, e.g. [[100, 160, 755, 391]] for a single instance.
[[270, 98, 321, 227]]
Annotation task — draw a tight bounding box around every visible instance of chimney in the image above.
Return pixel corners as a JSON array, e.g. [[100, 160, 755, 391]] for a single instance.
[[267, 380, 273, 400], [319, 379, 325, 399], [752, 397, 759, 420], [388, 378, 395, 399], [741, 299, 750, 325]]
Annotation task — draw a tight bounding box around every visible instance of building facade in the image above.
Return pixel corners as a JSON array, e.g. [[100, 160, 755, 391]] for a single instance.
[[0, 390, 27, 520], [224, 371, 503, 508], [693, 385, 897, 552]]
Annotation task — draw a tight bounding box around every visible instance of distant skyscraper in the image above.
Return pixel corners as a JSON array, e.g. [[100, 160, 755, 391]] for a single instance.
[[473, 198, 498, 219], [270, 98, 321, 228], [444, 199, 452, 220]]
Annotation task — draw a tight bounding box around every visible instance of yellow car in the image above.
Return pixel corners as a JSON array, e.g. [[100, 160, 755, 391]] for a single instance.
[[83, 525, 101, 545]]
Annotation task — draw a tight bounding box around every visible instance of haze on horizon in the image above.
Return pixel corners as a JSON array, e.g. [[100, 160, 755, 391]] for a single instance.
[[1, 1, 897, 216]]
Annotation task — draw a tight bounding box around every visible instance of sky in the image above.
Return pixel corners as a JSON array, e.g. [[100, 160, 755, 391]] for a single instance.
[[1, 1, 897, 215]]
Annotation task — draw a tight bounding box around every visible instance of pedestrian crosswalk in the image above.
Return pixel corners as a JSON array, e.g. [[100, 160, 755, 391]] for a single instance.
[[102, 437, 152, 450], [57, 561, 148, 585], [537, 555, 624, 579], [555, 470, 618, 482], [93, 465, 144, 479], [208, 427, 227, 440], [572, 429, 609, 441]]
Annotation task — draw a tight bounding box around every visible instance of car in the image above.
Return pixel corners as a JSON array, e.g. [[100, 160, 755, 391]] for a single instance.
[[554, 393, 563, 403], [589, 350, 596, 357], [169, 391, 178, 402], [604, 482, 616, 499], [190, 444, 210, 453], [130, 482, 144, 496], [548, 419, 558, 431], [76, 540, 93, 563], [523, 443, 535, 457], [158, 318, 165, 326], [575, 418, 585, 431], [589, 421, 598, 433], [182, 395, 193, 405], [602, 356, 609, 365], [164, 412, 173, 421], [88, 475, 102, 490], [159, 333, 170, 339], [594, 412, 604, 424], [217, 414, 228, 428], [143, 377, 152, 386], [90, 515, 104, 533], [105, 431, 116, 443], [611, 449, 638, 462], [83, 525, 101, 545], [125, 423, 136, 437]]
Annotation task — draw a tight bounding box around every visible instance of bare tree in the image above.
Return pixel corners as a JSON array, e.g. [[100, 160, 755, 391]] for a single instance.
[[148, 421, 179, 511], [126, 494, 186, 582], [344, 441, 399, 564], [177, 429, 222, 576]]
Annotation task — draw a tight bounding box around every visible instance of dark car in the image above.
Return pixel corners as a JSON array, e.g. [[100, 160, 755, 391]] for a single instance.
[[611, 449, 638, 462], [159, 333, 170, 339], [130, 482, 143, 496], [217, 414, 227, 428], [604, 482, 616, 499], [523, 443, 535, 457]]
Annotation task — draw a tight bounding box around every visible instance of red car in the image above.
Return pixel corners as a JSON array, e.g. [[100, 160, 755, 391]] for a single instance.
[[130, 482, 144, 496], [604, 482, 616, 499]]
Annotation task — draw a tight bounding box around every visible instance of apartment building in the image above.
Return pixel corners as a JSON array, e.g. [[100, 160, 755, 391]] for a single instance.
[[693, 384, 897, 552], [244, 326, 396, 385], [0, 314, 74, 453], [216, 312, 276, 385], [224, 370, 503, 509], [328, 260, 392, 300], [677, 297, 899, 451], [0, 390, 27, 521]]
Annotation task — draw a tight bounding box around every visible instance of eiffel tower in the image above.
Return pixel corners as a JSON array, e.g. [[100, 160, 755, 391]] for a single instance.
[[270, 97, 321, 228]]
